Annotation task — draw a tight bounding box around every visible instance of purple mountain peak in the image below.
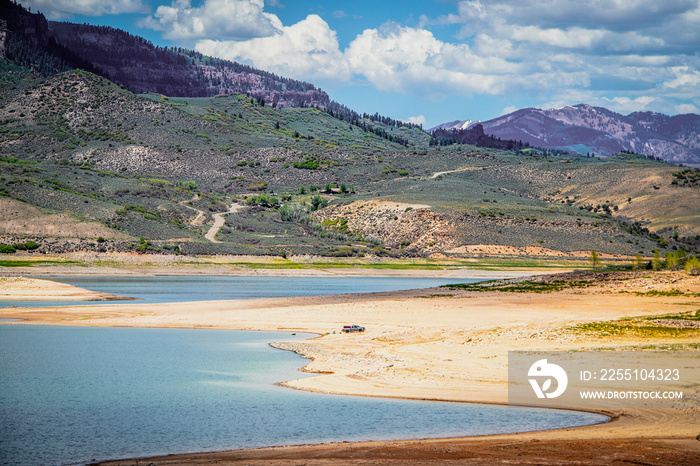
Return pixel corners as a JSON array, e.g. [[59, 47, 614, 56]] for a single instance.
[[438, 105, 700, 166]]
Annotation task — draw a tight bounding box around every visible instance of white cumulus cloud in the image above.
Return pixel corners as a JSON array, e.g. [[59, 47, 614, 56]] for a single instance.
[[140, 0, 282, 40], [344, 25, 533, 98], [602, 96, 657, 113], [403, 115, 427, 127], [675, 103, 700, 114], [663, 66, 700, 90], [197, 14, 349, 83]]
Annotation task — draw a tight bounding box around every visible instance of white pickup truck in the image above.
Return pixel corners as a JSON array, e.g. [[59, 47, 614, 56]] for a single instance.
[[342, 325, 365, 333]]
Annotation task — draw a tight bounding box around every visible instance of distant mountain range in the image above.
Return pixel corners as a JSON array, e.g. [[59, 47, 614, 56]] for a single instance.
[[431, 105, 700, 166]]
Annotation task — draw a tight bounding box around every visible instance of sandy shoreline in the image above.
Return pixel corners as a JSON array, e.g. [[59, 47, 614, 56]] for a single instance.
[[1, 269, 699, 465], [0, 276, 134, 301]]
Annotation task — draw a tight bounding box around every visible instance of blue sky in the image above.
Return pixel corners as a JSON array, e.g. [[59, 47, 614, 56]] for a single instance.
[[24, 0, 700, 128]]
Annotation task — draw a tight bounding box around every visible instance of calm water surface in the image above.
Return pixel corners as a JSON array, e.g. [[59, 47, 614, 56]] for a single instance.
[[1, 275, 482, 308], [0, 325, 607, 466]]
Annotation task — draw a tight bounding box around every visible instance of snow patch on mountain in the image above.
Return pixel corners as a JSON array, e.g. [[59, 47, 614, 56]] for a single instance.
[[428, 119, 479, 132]]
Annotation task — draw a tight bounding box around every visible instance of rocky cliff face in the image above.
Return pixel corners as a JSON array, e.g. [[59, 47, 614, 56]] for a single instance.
[[47, 21, 331, 108], [0, 0, 48, 48], [0, 19, 7, 58]]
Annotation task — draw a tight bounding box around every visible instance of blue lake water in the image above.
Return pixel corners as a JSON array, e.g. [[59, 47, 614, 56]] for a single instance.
[[1, 275, 483, 308], [0, 325, 607, 466]]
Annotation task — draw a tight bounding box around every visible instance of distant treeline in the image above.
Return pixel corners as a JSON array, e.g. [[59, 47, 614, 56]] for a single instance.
[[430, 124, 529, 150], [321, 106, 422, 147], [47, 22, 321, 100]]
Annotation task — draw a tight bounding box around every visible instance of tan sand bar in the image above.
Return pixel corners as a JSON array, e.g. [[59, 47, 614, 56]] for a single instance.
[[0, 276, 134, 301]]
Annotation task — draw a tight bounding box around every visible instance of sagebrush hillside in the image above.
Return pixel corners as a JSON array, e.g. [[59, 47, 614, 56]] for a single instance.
[[1, 66, 698, 260]]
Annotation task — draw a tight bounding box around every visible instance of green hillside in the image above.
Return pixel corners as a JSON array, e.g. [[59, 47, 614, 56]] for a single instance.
[[1, 67, 698, 260]]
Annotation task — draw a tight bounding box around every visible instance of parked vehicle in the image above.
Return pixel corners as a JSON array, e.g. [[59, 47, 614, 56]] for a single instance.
[[342, 325, 365, 333]]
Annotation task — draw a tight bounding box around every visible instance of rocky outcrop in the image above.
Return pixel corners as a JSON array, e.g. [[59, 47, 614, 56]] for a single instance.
[[0, 0, 49, 48], [312, 200, 458, 251], [0, 19, 7, 58]]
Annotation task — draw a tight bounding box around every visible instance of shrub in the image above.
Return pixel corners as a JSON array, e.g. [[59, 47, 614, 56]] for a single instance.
[[245, 193, 279, 207], [279, 204, 307, 222], [293, 156, 319, 170], [322, 246, 358, 257], [13, 241, 39, 250], [686, 257, 700, 276], [666, 251, 680, 270], [0, 244, 16, 253], [247, 181, 268, 191], [307, 194, 328, 211]]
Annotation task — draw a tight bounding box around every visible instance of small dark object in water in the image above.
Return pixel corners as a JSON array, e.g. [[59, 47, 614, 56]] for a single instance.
[[292, 333, 296, 335]]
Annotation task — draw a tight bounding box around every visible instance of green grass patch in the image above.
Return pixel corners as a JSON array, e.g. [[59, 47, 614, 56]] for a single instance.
[[634, 342, 700, 351], [633, 289, 698, 297], [639, 309, 700, 322], [442, 280, 595, 293], [571, 321, 698, 338], [0, 259, 78, 267], [220, 260, 310, 269], [0, 156, 35, 165], [310, 261, 446, 269]]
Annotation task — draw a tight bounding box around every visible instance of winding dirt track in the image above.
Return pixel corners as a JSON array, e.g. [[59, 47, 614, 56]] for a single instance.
[[179, 195, 242, 243], [429, 165, 494, 179], [179, 195, 205, 226], [205, 203, 243, 242]]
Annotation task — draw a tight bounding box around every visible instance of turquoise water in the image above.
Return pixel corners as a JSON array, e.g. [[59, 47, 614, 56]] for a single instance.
[[1, 275, 482, 308], [0, 325, 608, 466]]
